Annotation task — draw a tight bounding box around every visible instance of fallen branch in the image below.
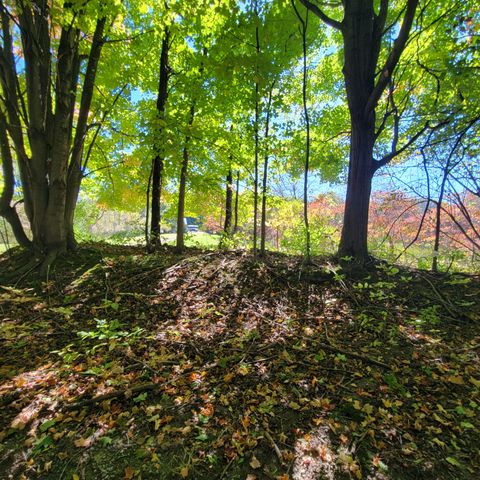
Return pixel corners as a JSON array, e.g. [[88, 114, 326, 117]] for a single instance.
[[264, 430, 284, 464], [316, 342, 391, 370], [64, 382, 158, 411], [418, 273, 459, 318]]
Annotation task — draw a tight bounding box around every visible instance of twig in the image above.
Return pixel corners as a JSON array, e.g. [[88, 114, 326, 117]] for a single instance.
[[418, 273, 459, 318], [264, 430, 284, 464], [316, 342, 391, 370], [64, 382, 158, 410], [219, 457, 235, 479]]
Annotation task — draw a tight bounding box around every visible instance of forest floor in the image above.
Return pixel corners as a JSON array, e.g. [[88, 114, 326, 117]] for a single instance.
[[0, 243, 479, 480]]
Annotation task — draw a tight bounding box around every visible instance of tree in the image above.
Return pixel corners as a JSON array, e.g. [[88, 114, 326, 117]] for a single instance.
[[0, 0, 117, 264], [223, 169, 234, 237], [149, 26, 171, 248], [0, 111, 30, 247], [291, 0, 311, 262], [299, 0, 421, 262]]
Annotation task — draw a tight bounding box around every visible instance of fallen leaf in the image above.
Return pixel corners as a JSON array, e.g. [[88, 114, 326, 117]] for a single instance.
[[124, 466, 136, 479], [250, 455, 261, 469], [468, 376, 480, 388], [445, 376, 464, 385], [446, 457, 461, 467], [74, 437, 92, 448], [180, 466, 189, 478]]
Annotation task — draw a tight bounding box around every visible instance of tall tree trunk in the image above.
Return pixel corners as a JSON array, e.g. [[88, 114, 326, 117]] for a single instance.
[[336, 1, 378, 262], [175, 47, 206, 252], [224, 169, 233, 236], [233, 171, 240, 234], [0, 113, 31, 247], [292, 0, 311, 261], [176, 104, 195, 252], [253, 20, 260, 258], [260, 81, 275, 256], [65, 18, 106, 250], [150, 27, 170, 247], [299, 0, 419, 263], [0, 3, 107, 264]]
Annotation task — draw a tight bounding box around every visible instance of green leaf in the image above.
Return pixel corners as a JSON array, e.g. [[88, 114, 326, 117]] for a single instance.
[[133, 392, 148, 403], [39, 419, 56, 432], [446, 457, 462, 467]]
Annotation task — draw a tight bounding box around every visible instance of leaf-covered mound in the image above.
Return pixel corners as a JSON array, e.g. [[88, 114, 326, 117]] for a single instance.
[[0, 243, 479, 480]]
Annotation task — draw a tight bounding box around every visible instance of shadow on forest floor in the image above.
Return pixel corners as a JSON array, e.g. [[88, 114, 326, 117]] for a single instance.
[[0, 243, 479, 479]]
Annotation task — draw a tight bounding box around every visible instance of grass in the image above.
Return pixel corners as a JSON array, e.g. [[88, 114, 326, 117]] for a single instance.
[[162, 232, 222, 249]]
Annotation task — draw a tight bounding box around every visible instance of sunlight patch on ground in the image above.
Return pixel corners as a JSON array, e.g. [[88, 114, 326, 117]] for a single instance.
[[293, 425, 336, 480]]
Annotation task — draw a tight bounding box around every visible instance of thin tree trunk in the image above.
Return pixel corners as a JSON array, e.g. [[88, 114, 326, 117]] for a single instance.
[[176, 104, 195, 252], [150, 27, 170, 247], [233, 171, 240, 234], [431, 128, 467, 271], [253, 20, 260, 258], [0, 113, 31, 247], [292, 0, 311, 261], [175, 47, 206, 252], [145, 167, 153, 247], [224, 169, 233, 236], [260, 81, 275, 256]]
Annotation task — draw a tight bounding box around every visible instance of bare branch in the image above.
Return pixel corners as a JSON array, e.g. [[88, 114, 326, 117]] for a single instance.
[[365, 0, 419, 116], [297, 0, 343, 30], [373, 121, 429, 172]]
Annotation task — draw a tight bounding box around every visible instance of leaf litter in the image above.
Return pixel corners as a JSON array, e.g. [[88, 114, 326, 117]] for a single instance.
[[0, 243, 479, 479]]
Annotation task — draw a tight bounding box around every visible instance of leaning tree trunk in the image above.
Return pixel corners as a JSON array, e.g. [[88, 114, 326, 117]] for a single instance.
[[65, 18, 106, 250], [0, 112, 31, 247]]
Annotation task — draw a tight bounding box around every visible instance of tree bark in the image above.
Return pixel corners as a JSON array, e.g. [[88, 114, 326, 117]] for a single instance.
[[260, 81, 275, 256], [224, 169, 233, 236], [337, 119, 375, 261], [150, 28, 171, 247], [299, 0, 419, 263], [0, 112, 31, 247], [233, 171, 240, 234], [0, 2, 107, 262], [65, 18, 106, 250], [176, 104, 195, 252]]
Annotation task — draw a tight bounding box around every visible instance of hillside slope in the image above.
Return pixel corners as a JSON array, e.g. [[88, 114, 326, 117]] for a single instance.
[[0, 244, 479, 479]]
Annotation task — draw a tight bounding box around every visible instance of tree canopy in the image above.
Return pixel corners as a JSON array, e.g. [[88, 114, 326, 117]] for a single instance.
[[0, 0, 478, 268]]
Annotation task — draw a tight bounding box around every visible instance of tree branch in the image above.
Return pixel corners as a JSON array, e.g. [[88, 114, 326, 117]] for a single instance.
[[373, 121, 429, 172], [365, 0, 419, 116], [297, 0, 342, 30]]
